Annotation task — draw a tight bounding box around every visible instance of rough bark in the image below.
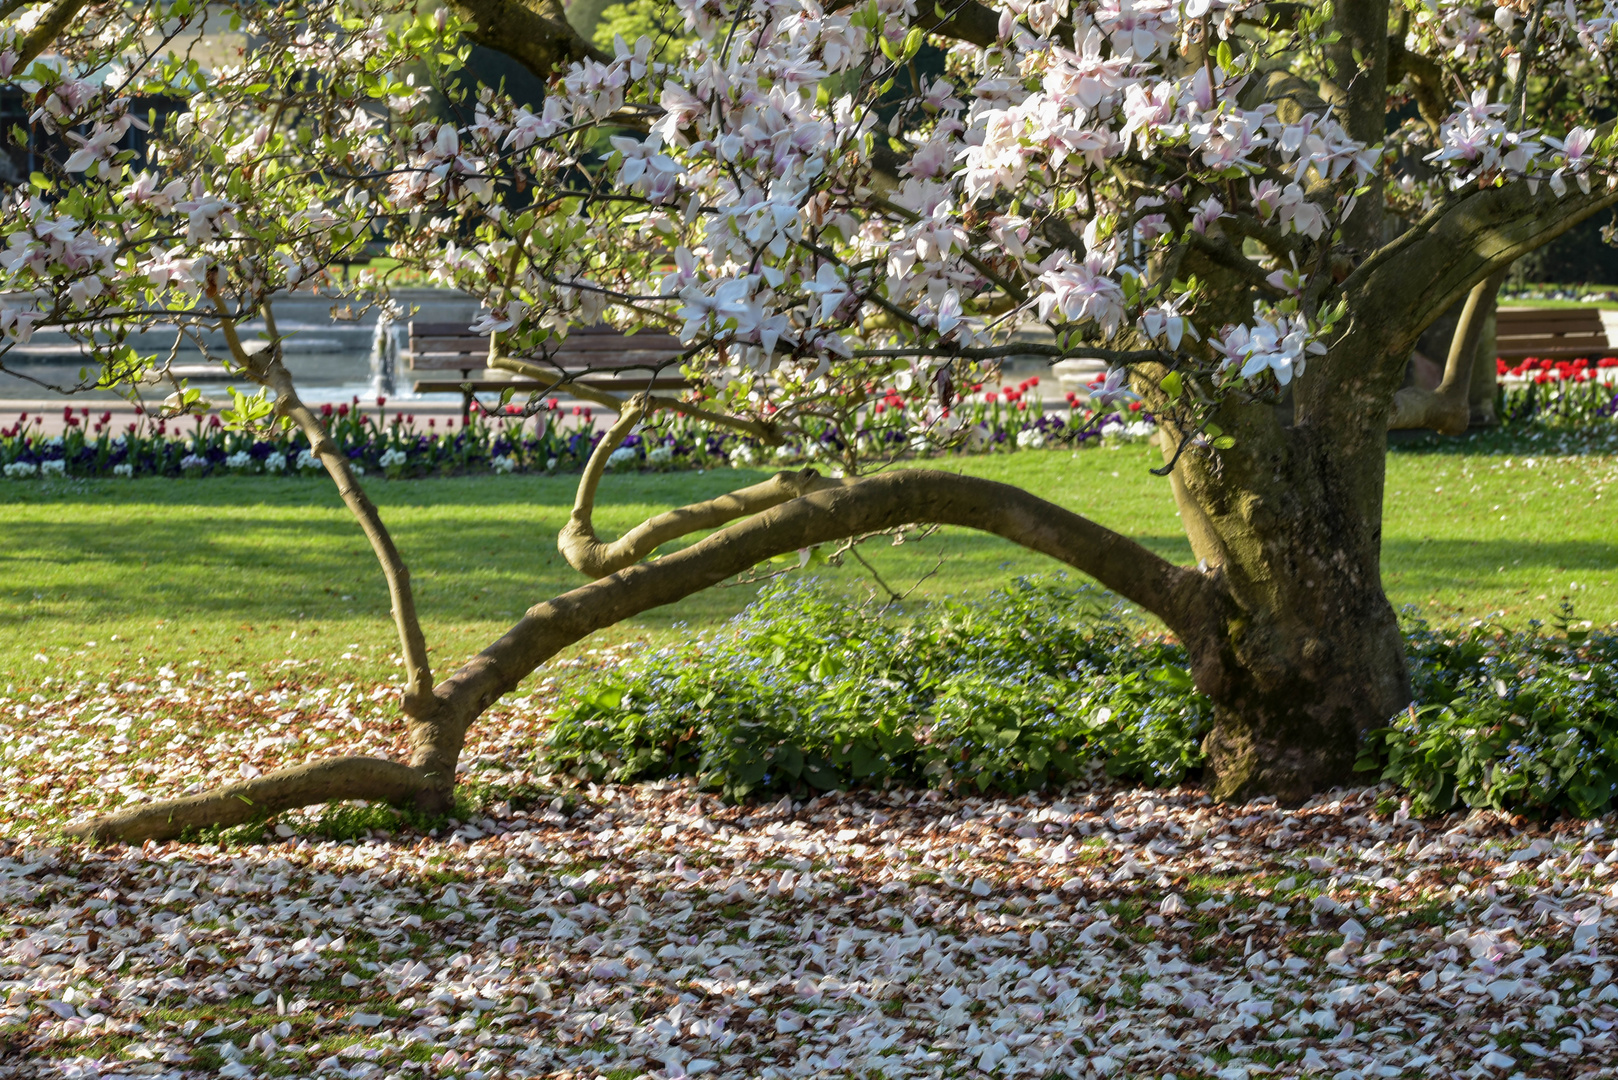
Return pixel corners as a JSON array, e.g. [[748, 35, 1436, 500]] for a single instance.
[[1159, 373, 1409, 802], [450, 0, 608, 75]]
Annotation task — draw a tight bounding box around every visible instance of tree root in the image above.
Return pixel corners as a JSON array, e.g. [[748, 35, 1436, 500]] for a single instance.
[[62, 756, 441, 845]]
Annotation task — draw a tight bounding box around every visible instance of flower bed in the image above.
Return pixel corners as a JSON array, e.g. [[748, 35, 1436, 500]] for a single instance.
[[1496, 357, 1618, 428], [0, 380, 1161, 480]]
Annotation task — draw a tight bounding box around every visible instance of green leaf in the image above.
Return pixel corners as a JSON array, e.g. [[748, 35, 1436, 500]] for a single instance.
[[1149, 665, 1193, 691], [1215, 40, 1233, 71], [1161, 371, 1183, 400]]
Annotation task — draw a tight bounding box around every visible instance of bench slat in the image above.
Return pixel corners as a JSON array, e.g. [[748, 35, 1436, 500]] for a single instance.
[[1496, 327, 1606, 339], [414, 377, 691, 394], [1497, 346, 1610, 361], [406, 354, 683, 372], [1490, 308, 1610, 361], [1496, 308, 1606, 322]]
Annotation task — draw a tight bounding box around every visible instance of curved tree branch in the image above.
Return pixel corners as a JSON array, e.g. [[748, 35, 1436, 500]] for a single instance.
[[65, 471, 1215, 844], [63, 757, 434, 845], [429, 469, 1218, 744], [1337, 178, 1618, 390], [1388, 269, 1506, 434], [563, 463, 856, 576], [560, 394, 855, 576]]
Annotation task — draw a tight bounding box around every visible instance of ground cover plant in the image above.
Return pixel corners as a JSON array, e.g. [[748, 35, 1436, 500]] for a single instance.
[[544, 578, 1618, 820], [545, 578, 1213, 800]]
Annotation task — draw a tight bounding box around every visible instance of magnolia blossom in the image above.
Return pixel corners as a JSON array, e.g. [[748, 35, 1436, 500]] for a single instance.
[[1213, 317, 1327, 386], [1036, 254, 1126, 337], [470, 300, 529, 335], [801, 263, 850, 322], [63, 116, 132, 173], [1089, 366, 1138, 406], [1545, 126, 1598, 195]]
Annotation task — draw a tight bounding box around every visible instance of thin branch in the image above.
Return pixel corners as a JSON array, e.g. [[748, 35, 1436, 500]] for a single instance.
[[208, 293, 437, 721], [569, 398, 644, 540], [563, 464, 855, 577], [559, 393, 855, 576], [853, 343, 1170, 363]]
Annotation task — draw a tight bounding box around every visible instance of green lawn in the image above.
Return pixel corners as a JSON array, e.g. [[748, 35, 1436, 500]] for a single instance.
[[1, 443, 1613, 690]]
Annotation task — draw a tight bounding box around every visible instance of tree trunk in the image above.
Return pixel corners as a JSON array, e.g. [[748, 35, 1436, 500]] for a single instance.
[[1167, 414, 1411, 803]]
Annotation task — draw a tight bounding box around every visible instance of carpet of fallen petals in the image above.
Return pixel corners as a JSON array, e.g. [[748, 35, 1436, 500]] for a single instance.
[[3, 671, 1618, 1080]]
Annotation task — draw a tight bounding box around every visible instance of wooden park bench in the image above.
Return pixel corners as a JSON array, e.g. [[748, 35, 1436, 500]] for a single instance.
[[1494, 307, 1611, 363], [407, 322, 690, 420]]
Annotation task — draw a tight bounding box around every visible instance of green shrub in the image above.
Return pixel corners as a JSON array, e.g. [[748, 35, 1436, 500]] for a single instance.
[[1357, 608, 1618, 818], [546, 584, 1618, 817], [544, 577, 1213, 799]]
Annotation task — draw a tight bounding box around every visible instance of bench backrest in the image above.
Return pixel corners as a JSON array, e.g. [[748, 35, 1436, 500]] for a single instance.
[[1495, 307, 1610, 361], [406, 322, 684, 372]]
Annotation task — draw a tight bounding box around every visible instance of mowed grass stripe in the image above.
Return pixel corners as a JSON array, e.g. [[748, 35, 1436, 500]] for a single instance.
[[0, 445, 1612, 688]]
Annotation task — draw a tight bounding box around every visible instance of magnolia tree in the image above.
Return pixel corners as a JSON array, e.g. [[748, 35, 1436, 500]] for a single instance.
[[9, 0, 1615, 842]]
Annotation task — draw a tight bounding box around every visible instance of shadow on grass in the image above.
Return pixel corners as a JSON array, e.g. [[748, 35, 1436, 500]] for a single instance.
[[1381, 537, 1618, 575]]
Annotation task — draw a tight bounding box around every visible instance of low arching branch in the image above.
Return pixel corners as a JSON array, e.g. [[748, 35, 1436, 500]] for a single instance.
[[562, 466, 856, 577], [431, 469, 1218, 744], [63, 757, 436, 845], [560, 395, 853, 576], [64, 471, 1215, 845]]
